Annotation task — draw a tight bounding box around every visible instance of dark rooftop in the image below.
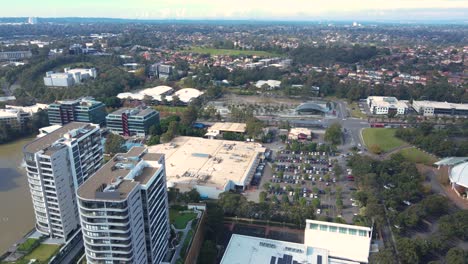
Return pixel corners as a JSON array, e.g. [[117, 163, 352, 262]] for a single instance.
[[77, 147, 164, 201], [108, 107, 156, 117], [23, 122, 98, 154]]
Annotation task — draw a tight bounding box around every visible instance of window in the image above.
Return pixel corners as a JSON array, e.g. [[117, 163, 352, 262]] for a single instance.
[[320, 225, 328, 231], [310, 223, 318, 230], [329, 226, 337, 232], [359, 230, 368, 237], [349, 229, 357, 235], [339, 227, 347, 234]]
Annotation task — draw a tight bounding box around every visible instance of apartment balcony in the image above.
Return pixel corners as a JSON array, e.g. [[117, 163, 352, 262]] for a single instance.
[[36, 223, 50, 235]]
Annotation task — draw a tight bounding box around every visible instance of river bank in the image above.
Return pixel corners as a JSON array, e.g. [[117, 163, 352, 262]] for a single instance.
[[0, 137, 35, 254]]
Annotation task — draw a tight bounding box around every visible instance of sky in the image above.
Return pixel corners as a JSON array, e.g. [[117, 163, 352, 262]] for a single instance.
[[1, 0, 468, 21]]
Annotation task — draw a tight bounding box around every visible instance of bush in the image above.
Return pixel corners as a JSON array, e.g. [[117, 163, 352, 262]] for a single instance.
[[17, 238, 39, 253], [369, 144, 382, 154]]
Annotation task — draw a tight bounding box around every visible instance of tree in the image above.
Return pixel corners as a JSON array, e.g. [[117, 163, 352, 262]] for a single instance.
[[146, 135, 160, 146], [259, 191, 267, 203], [397, 237, 420, 264], [197, 240, 217, 264], [324, 123, 342, 145], [445, 247, 467, 264], [181, 105, 198, 126], [160, 121, 178, 143], [369, 144, 382, 154], [105, 133, 126, 155], [171, 95, 181, 106]]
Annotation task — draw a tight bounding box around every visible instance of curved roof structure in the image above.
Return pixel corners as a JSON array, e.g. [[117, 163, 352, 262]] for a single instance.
[[170, 88, 203, 103], [117, 85, 174, 101], [295, 102, 329, 114], [450, 162, 468, 188]]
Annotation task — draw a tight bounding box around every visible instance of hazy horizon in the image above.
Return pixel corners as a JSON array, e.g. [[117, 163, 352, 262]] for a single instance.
[[1, 0, 467, 22]]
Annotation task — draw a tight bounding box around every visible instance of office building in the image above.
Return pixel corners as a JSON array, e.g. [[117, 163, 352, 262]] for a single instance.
[[412, 100, 468, 117], [148, 136, 266, 199], [23, 122, 103, 242], [106, 107, 160, 137], [221, 219, 373, 264], [77, 147, 170, 264], [149, 63, 173, 79], [366, 96, 408, 115], [0, 51, 32, 61], [48, 97, 107, 126], [44, 68, 97, 87]]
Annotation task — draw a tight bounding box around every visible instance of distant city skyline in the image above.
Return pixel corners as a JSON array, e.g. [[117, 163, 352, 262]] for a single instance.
[[1, 0, 467, 21]]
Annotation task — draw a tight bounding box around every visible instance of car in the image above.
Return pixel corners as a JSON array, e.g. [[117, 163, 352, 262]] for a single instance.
[[349, 187, 357, 191], [351, 202, 359, 207], [316, 209, 321, 214], [403, 200, 412, 206]]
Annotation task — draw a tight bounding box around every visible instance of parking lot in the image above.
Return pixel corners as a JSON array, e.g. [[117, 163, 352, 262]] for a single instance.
[[254, 140, 360, 223]]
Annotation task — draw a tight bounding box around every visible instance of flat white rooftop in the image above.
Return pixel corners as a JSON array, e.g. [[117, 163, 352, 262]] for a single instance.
[[412, 100, 468, 110], [221, 220, 372, 264], [148, 136, 265, 192], [209, 122, 246, 133], [367, 96, 407, 109], [304, 220, 372, 263]]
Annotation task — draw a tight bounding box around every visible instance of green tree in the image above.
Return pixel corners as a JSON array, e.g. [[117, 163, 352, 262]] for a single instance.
[[105, 133, 126, 155], [181, 105, 198, 126], [197, 240, 217, 264], [146, 135, 160, 146], [445, 247, 467, 264], [259, 191, 267, 203], [324, 122, 342, 145]]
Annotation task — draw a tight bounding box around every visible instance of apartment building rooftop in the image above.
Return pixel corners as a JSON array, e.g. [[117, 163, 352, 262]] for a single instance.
[[77, 147, 164, 201], [24, 122, 97, 154]]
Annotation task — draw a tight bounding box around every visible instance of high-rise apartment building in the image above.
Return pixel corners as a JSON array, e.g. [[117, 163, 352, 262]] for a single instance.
[[23, 122, 103, 242], [77, 147, 170, 264], [106, 107, 160, 137], [48, 97, 107, 126]]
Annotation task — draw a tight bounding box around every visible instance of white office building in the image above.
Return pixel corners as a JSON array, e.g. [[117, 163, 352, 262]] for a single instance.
[[221, 219, 373, 264], [366, 96, 408, 115], [44, 68, 97, 87], [23, 122, 103, 242], [77, 147, 170, 264]]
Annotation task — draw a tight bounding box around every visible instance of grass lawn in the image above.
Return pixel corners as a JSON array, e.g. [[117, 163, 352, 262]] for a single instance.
[[399, 148, 437, 165], [23, 243, 61, 262], [362, 128, 406, 152], [185, 47, 278, 57], [170, 209, 198, 229], [349, 102, 366, 119]]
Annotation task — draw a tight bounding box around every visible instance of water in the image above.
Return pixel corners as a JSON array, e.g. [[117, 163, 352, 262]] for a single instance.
[[0, 137, 35, 254]]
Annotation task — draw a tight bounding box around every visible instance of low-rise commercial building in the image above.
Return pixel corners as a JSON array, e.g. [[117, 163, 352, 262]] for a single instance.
[[288, 127, 313, 140], [205, 122, 246, 139], [221, 219, 373, 264], [77, 147, 170, 264], [366, 96, 408, 115], [412, 100, 468, 117], [0, 51, 32, 61], [148, 136, 266, 199], [48, 97, 107, 126], [106, 107, 160, 137]]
